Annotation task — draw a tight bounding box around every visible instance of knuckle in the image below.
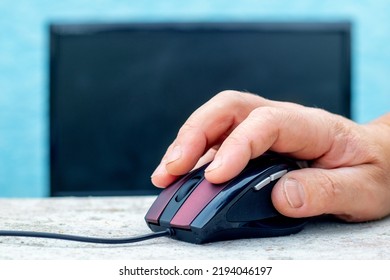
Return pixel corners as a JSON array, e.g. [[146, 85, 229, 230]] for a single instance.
[[314, 170, 340, 208], [177, 121, 203, 139], [179, 121, 198, 133], [319, 171, 338, 197], [213, 90, 245, 110], [249, 106, 293, 124], [216, 90, 243, 100], [248, 106, 282, 135], [214, 90, 257, 109], [250, 106, 279, 119]]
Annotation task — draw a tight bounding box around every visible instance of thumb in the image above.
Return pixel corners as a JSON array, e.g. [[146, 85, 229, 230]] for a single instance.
[[271, 167, 385, 222]]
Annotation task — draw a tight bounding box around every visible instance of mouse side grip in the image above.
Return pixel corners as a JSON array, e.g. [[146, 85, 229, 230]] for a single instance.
[[226, 182, 278, 222]]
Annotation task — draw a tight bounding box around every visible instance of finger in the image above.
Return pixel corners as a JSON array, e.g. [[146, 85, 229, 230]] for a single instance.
[[150, 160, 179, 188], [150, 144, 180, 188], [271, 166, 390, 221], [163, 91, 265, 175], [204, 106, 334, 183]]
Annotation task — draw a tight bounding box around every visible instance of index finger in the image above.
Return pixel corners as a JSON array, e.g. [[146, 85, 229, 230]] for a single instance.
[[151, 91, 265, 187]]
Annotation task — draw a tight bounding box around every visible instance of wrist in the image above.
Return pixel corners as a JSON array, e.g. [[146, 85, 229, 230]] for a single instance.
[[365, 113, 390, 162], [371, 112, 390, 127]]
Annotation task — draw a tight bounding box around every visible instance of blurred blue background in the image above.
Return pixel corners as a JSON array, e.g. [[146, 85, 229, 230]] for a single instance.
[[1, 0, 390, 197]]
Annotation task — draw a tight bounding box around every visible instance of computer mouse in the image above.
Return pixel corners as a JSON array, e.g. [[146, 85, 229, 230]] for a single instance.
[[145, 152, 308, 244]]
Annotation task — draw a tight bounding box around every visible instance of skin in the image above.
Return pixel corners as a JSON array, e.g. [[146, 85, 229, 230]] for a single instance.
[[151, 90, 390, 222]]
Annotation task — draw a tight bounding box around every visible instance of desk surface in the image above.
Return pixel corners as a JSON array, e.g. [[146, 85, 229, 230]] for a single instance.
[[0, 196, 389, 260]]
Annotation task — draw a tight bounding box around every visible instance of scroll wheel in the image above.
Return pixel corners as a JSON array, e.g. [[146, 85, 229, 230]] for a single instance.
[[175, 176, 202, 202]]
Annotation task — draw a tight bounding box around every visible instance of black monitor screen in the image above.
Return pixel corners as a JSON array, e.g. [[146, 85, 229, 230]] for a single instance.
[[49, 21, 351, 196]]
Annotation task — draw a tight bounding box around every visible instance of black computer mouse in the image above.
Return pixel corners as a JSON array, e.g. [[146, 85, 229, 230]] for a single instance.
[[145, 152, 308, 244]]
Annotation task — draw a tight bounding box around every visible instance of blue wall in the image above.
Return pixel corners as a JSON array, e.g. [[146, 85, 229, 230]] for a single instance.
[[1, 0, 390, 197]]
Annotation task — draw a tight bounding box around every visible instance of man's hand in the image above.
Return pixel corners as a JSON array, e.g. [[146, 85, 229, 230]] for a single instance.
[[151, 90, 390, 222]]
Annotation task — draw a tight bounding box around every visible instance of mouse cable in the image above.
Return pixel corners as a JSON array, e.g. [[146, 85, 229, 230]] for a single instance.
[[0, 228, 174, 244]]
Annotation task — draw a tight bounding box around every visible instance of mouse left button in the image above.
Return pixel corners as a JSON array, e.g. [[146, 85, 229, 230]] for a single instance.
[[145, 176, 188, 225]]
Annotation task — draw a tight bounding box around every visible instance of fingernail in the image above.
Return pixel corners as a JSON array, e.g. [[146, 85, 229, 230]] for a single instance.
[[167, 145, 182, 164], [283, 178, 305, 208], [205, 157, 222, 173]]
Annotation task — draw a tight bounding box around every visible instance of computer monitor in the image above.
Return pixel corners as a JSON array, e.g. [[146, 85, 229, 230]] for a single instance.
[[49, 21, 351, 196]]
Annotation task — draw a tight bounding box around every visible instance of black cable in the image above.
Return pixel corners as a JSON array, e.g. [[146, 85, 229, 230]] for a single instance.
[[0, 228, 174, 244]]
